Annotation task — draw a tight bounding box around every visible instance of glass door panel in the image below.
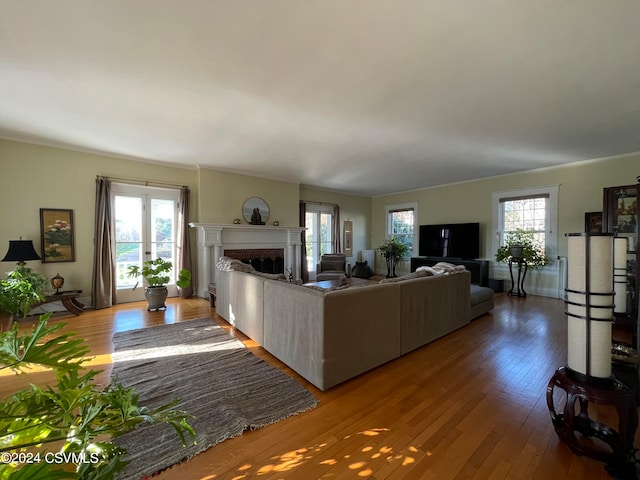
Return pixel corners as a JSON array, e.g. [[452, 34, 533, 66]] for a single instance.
[[305, 211, 317, 277], [305, 206, 334, 281], [151, 198, 176, 284], [320, 212, 332, 256], [115, 195, 144, 299], [112, 185, 180, 304]]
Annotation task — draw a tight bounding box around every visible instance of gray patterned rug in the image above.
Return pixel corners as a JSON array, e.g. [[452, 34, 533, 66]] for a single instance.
[[111, 317, 317, 479]]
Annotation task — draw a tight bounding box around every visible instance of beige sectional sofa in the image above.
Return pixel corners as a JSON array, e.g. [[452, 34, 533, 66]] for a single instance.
[[215, 261, 471, 390]]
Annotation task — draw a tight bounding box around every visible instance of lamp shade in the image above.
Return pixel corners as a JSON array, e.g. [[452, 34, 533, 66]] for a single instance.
[[1, 240, 42, 263], [613, 237, 628, 314], [565, 233, 614, 378]]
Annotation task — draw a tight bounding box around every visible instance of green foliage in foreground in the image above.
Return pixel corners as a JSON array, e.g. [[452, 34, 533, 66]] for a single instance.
[[0, 314, 195, 479]]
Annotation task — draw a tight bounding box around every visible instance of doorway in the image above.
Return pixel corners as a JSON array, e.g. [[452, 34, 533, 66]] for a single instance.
[[305, 204, 334, 281], [111, 184, 180, 303]]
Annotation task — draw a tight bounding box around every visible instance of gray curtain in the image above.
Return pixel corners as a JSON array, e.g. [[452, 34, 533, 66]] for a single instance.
[[177, 186, 193, 297], [91, 176, 115, 309], [332, 204, 341, 253]]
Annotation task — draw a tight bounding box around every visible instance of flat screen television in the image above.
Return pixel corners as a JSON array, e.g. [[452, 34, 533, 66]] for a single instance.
[[418, 222, 480, 260]]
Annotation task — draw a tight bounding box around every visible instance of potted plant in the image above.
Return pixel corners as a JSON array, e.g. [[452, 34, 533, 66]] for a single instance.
[[377, 236, 410, 278], [126, 258, 191, 311], [0, 265, 48, 331], [495, 229, 548, 267], [496, 229, 548, 297]]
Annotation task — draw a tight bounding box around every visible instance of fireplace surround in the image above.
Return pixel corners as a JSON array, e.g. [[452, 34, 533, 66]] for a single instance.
[[189, 223, 305, 298]]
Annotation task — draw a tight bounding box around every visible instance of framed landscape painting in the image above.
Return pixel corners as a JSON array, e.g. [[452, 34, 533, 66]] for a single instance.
[[40, 208, 75, 262]]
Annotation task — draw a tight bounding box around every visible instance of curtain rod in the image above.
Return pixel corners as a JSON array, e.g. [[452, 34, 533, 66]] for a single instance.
[[97, 175, 188, 189], [304, 200, 338, 207]]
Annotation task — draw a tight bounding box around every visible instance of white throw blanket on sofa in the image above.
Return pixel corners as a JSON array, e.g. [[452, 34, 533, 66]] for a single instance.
[[416, 261, 467, 276]]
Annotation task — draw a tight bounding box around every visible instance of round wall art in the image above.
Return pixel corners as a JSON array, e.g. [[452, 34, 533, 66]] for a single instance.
[[242, 197, 269, 225]]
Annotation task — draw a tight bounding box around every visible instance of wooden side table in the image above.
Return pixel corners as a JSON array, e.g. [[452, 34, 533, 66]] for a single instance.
[[547, 366, 638, 465], [37, 290, 85, 316]]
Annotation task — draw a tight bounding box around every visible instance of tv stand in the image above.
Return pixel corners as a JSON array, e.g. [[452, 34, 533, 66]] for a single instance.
[[411, 257, 489, 287]]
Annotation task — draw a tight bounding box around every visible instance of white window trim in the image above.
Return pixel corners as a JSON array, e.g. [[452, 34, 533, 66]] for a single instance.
[[492, 185, 559, 269], [385, 202, 418, 258]]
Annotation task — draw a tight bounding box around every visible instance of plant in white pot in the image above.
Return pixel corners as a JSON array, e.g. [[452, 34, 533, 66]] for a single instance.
[[126, 258, 191, 311], [495, 229, 548, 267]]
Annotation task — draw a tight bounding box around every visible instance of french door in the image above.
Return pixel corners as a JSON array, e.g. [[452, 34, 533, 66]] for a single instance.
[[305, 204, 334, 280], [112, 184, 180, 303]]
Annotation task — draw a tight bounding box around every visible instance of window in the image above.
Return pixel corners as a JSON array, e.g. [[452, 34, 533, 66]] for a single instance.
[[493, 186, 558, 265], [502, 196, 547, 248], [386, 203, 417, 257], [305, 203, 334, 275]]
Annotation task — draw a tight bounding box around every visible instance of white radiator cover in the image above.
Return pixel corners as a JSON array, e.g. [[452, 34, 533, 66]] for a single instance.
[[360, 249, 375, 266]]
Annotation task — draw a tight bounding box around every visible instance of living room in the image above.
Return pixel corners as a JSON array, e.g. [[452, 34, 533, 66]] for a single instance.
[[2, 139, 640, 480], [3, 2, 640, 479], [1, 138, 638, 300]]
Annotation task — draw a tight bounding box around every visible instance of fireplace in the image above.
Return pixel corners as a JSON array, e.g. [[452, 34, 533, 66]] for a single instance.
[[189, 223, 306, 298], [223, 248, 285, 274]]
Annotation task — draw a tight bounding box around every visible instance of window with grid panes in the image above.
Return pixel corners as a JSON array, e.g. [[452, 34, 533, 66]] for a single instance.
[[501, 196, 548, 252], [386, 204, 417, 257]]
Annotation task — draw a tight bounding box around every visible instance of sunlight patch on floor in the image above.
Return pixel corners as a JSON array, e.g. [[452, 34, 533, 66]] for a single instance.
[[0, 353, 113, 377], [213, 427, 427, 479], [112, 342, 239, 362]]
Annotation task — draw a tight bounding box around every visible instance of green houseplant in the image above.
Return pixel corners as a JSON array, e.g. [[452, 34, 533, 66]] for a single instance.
[[377, 236, 410, 278], [495, 229, 548, 268], [126, 258, 191, 311], [0, 266, 48, 331], [496, 229, 548, 297], [0, 314, 195, 479]]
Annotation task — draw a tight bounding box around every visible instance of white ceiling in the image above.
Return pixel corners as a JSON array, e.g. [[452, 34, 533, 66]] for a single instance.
[[1, 1, 639, 196]]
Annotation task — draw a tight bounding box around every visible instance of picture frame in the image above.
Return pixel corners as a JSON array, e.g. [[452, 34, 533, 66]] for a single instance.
[[40, 208, 75, 262], [584, 211, 603, 233], [343, 220, 353, 256]]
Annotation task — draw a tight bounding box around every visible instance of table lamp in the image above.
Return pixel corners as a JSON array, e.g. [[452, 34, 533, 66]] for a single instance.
[[1, 239, 42, 266]]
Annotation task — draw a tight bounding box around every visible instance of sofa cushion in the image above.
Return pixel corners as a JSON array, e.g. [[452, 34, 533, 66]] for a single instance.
[[399, 271, 471, 354], [470, 284, 494, 306], [469, 284, 495, 320], [379, 270, 428, 283], [319, 254, 346, 271]]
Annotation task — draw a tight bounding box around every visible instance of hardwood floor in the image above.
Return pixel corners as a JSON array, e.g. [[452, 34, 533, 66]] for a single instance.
[[2, 294, 636, 479]]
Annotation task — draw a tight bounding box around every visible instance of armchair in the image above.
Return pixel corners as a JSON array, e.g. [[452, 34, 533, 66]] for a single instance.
[[316, 253, 351, 281]]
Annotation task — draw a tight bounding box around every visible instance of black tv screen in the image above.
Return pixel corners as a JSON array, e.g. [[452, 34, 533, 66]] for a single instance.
[[419, 223, 480, 260]]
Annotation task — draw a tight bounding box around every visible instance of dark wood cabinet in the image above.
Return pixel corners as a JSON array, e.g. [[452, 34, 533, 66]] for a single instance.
[[603, 183, 639, 344]]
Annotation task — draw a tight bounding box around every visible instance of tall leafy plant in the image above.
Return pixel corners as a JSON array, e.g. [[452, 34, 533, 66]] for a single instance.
[[0, 315, 195, 479], [0, 266, 48, 319], [376, 236, 410, 260], [126, 258, 191, 289], [495, 229, 548, 268]]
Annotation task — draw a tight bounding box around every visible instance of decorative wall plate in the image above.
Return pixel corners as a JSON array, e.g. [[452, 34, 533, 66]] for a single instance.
[[242, 197, 269, 225]]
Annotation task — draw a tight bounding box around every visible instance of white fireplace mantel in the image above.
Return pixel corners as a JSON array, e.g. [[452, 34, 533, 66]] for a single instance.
[[189, 223, 306, 298]]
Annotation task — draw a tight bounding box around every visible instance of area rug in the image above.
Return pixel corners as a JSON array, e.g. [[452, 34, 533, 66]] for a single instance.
[[110, 318, 317, 479]]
